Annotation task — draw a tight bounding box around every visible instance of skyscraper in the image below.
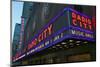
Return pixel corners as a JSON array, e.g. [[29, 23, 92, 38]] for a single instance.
[[12, 23, 21, 57]]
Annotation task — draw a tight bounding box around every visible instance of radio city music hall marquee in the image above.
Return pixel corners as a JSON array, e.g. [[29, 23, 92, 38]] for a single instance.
[[13, 8, 95, 62]]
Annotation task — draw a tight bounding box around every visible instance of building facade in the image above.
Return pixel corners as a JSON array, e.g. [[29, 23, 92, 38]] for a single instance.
[[12, 23, 21, 57], [19, 2, 33, 54]]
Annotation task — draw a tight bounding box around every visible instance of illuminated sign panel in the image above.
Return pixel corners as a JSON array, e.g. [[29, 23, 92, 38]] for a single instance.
[[68, 8, 95, 41], [13, 8, 95, 62], [71, 12, 92, 30], [69, 9, 93, 31]]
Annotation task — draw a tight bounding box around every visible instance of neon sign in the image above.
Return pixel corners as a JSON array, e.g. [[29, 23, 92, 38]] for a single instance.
[[68, 8, 95, 40], [13, 8, 96, 62], [71, 12, 92, 31], [28, 24, 53, 50]]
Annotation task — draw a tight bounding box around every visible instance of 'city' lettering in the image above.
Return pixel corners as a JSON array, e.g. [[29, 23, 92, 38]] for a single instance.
[[28, 24, 53, 50]]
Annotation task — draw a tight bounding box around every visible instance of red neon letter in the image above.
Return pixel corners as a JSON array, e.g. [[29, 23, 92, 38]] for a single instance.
[[32, 38, 37, 46], [88, 19, 92, 25], [82, 16, 85, 23], [28, 44, 33, 50], [44, 29, 48, 39], [79, 22, 82, 27], [88, 24, 92, 30], [72, 12, 76, 19], [72, 19, 77, 26], [38, 33, 43, 42], [77, 15, 81, 21], [48, 24, 53, 35]]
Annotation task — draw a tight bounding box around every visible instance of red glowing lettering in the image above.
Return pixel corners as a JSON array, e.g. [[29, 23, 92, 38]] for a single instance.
[[28, 44, 33, 50], [88, 19, 92, 24], [44, 29, 48, 39], [38, 24, 53, 42], [28, 24, 53, 50], [72, 19, 77, 26], [71, 12, 92, 30], [80, 22, 82, 27], [32, 38, 37, 46], [82, 16, 85, 23], [77, 15, 81, 21], [89, 24, 92, 30], [48, 24, 53, 35], [72, 12, 76, 19], [38, 33, 44, 42]]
